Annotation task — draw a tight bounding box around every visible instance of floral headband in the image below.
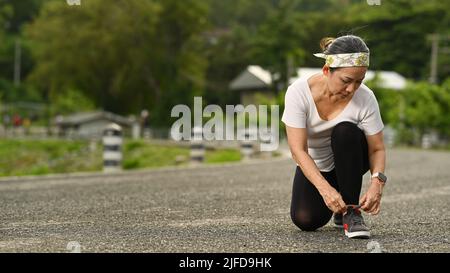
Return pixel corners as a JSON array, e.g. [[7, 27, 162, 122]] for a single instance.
[[313, 52, 370, 67]]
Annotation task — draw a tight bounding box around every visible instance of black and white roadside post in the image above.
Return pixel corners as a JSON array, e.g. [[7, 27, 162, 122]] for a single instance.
[[421, 133, 432, 149], [241, 127, 256, 161], [259, 129, 273, 159], [190, 126, 204, 164], [103, 123, 123, 172]]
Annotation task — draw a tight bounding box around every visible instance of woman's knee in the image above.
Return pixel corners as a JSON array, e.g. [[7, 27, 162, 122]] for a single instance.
[[331, 122, 362, 146], [290, 211, 329, 231]]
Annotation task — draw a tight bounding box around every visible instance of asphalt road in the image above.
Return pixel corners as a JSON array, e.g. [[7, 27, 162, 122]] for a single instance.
[[0, 148, 449, 253]]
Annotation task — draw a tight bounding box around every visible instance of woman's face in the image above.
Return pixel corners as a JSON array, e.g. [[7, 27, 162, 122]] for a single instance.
[[323, 66, 367, 99]]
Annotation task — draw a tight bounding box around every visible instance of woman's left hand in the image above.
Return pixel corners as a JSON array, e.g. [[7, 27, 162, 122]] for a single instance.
[[359, 179, 384, 215]]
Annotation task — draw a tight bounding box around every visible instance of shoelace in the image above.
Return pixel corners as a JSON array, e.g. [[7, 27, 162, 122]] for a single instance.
[[349, 207, 364, 225]]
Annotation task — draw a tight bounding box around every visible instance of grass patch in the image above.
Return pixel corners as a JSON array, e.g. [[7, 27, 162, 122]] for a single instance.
[[0, 139, 242, 177], [205, 149, 241, 163], [0, 139, 102, 177], [122, 140, 190, 169]]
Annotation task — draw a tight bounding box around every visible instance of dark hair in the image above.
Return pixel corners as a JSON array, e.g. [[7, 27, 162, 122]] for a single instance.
[[319, 35, 370, 72]]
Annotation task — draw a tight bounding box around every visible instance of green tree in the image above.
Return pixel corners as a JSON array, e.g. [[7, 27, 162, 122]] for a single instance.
[[402, 81, 450, 140], [203, 0, 278, 107], [0, 0, 42, 87], [50, 88, 95, 116], [203, 0, 347, 104], [346, 0, 450, 81], [432, 78, 450, 137], [25, 0, 209, 126], [0, 3, 13, 82], [250, 0, 307, 91]]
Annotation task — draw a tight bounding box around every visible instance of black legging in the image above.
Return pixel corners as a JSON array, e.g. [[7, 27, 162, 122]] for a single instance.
[[290, 122, 370, 231]]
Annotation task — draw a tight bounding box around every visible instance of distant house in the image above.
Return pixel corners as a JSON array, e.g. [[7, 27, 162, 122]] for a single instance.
[[55, 111, 133, 138], [229, 65, 275, 106], [229, 66, 407, 105]]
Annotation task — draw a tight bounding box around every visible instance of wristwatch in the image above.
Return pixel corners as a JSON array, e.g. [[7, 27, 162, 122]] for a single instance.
[[371, 172, 387, 184]]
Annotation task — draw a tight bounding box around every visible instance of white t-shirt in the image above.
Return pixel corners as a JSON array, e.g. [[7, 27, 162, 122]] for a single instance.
[[281, 75, 384, 172]]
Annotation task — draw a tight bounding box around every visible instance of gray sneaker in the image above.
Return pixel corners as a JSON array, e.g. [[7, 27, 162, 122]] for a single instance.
[[343, 205, 370, 239], [333, 213, 343, 228]]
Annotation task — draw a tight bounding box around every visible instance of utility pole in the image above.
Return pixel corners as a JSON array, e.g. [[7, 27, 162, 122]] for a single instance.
[[14, 38, 21, 87], [428, 34, 450, 84], [286, 54, 294, 88], [428, 34, 438, 84]]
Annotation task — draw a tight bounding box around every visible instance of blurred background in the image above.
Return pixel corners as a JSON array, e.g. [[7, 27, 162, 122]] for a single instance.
[[0, 0, 449, 177]]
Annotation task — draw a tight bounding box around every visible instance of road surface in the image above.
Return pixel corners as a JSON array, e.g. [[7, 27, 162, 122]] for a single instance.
[[0, 148, 449, 253]]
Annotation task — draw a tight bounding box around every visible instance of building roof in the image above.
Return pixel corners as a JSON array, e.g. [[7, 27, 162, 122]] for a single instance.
[[229, 65, 273, 90], [230, 65, 407, 91], [365, 70, 407, 90], [55, 111, 133, 127]]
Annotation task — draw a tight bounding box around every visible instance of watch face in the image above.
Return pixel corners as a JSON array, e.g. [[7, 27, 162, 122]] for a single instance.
[[378, 173, 387, 183]]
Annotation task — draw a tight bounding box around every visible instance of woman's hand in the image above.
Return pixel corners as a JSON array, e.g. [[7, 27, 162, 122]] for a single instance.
[[319, 186, 347, 214], [360, 179, 384, 215]]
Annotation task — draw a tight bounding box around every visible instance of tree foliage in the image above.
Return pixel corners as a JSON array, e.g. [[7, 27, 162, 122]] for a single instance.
[[25, 0, 209, 126], [0, 0, 447, 136]]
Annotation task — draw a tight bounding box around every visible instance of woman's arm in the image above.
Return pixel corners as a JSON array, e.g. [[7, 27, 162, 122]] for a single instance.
[[367, 131, 386, 177], [360, 131, 386, 214], [286, 125, 347, 214]]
